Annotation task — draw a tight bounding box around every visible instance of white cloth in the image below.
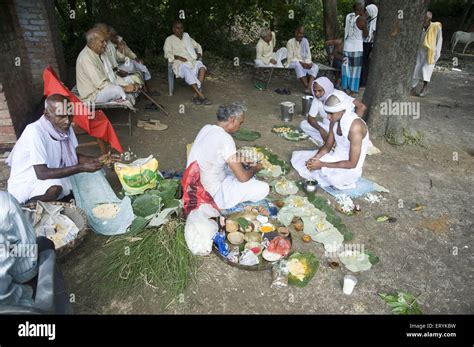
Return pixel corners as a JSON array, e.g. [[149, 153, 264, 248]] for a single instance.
[[364, 4, 378, 43], [178, 60, 206, 87], [7, 119, 78, 204], [286, 38, 313, 65], [300, 119, 327, 145], [255, 47, 287, 68], [95, 84, 126, 103], [213, 169, 270, 209], [301, 89, 355, 143], [288, 61, 319, 79], [102, 53, 117, 84], [187, 125, 269, 209], [412, 25, 443, 86], [344, 13, 364, 52], [187, 125, 237, 196], [119, 60, 151, 80], [291, 110, 369, 190], [183, 33, 198, 60]]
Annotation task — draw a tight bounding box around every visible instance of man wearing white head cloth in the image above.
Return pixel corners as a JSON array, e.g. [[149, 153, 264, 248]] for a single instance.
[[6, 95, 111, 204], [291, 91, 369, 190], [300, 77, 368, 146]]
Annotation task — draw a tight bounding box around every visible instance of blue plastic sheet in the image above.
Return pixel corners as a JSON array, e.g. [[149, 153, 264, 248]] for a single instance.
[[70, 171, 134, 235]]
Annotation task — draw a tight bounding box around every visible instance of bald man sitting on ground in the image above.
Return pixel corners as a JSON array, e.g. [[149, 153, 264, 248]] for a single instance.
[[7, 95, 111, 204]]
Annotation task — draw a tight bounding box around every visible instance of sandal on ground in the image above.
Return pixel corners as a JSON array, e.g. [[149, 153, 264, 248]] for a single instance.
[[192, 97, 202, 105], [137, 118, 151, 127]]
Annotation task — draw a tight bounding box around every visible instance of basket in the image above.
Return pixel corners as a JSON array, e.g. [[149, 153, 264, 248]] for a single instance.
[[213, 212, 292, 271], [23, 201, 89, 259]]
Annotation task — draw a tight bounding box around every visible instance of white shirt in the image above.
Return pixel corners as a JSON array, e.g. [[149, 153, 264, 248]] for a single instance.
[[7, 119, 78, 203], [344, 13, 364, 52], [187, 125, 236, 196]]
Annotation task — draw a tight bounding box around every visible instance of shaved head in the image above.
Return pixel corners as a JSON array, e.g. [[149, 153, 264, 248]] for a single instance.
[[44, 94, 73, 133], [45, 94, 68, 111], [325, 94, 343, 107], [425, 11, 433, 20]]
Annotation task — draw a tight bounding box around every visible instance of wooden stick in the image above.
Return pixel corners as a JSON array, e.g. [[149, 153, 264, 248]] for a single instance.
[[140, 90, 170, 116]]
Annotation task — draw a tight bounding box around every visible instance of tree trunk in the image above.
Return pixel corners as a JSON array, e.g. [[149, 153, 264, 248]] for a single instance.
[[362, 0, 430, 144], [322, 0, 338, 40]]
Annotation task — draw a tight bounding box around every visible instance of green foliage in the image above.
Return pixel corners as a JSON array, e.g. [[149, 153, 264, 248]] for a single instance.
[[403, 129, 425, 147], [236, 217, 250, 230], [365, 249, 380, 265], [379, 292, 423, 315], [233, 128, 261, 142], [97, 220, 200, 309], [256, 146, 291, 174]]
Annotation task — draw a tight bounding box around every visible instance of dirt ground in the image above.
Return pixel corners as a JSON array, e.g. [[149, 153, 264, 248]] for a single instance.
[[1, 54, 473, 314]]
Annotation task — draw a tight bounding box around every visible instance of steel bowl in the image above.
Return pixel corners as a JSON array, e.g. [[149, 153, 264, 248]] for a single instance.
[[302, 179, 318, 193]]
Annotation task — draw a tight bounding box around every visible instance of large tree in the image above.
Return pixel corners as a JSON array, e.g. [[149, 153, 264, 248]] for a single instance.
[[322, 0, 338, 40], [362, 0, 430, 144]]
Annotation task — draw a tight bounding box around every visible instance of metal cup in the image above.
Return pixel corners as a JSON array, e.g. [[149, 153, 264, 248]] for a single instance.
[[302, 95, 314, 116], [280, 101, 295, 122]]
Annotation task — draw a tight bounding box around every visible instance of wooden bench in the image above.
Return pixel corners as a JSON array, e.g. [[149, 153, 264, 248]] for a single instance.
[[244, 62, 337, 89]]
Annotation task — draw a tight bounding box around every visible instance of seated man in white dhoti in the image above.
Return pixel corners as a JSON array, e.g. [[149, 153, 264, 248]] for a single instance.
[[164, 20, 211, 105], [286, 26, 319, 94], [412, 11, 443, 97], [300, 77, 367, 146], [76, 28, 138, 104], [187, 103, 269, 209], [7, 95, 108, 204], [291, 92, 369, 190], [255, 28, 287, 67]]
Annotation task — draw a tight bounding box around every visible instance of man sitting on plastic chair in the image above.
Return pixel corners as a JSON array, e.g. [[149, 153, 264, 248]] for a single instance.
[[163, 20, 211, 105], [0, 191, 72, 314]]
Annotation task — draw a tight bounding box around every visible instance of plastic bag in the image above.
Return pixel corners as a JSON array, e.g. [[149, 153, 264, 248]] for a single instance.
[[184, 203, 220, 256], [287, 252, 320, 287], [181, 161, 219, 216], [70, 171, 134, 235], [114, 155, 159, 195], [271, 259, 289, 288], [239, 249, 259, 266], [273, 178, 299, 195]]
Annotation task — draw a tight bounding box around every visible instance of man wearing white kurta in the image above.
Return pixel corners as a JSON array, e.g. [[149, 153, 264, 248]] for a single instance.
[[300, 77, 368, 146], [7, 95, 108, 204], [255, 28, 287, 67], [412, 11, 443, 97], [187, 103, 269, 209], [76, 28, 138, 104], [286, 26, 319, 94], [292, 91, 369, 190], [164, 20, 210, 105]]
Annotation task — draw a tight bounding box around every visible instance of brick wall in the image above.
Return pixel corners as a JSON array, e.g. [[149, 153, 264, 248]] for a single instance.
[[0, 0, 66, 148], [13, 0, 66, 101]]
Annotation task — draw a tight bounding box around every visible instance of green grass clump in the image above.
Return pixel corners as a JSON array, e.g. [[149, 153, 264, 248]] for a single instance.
[[96, 219, 200, 309]]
